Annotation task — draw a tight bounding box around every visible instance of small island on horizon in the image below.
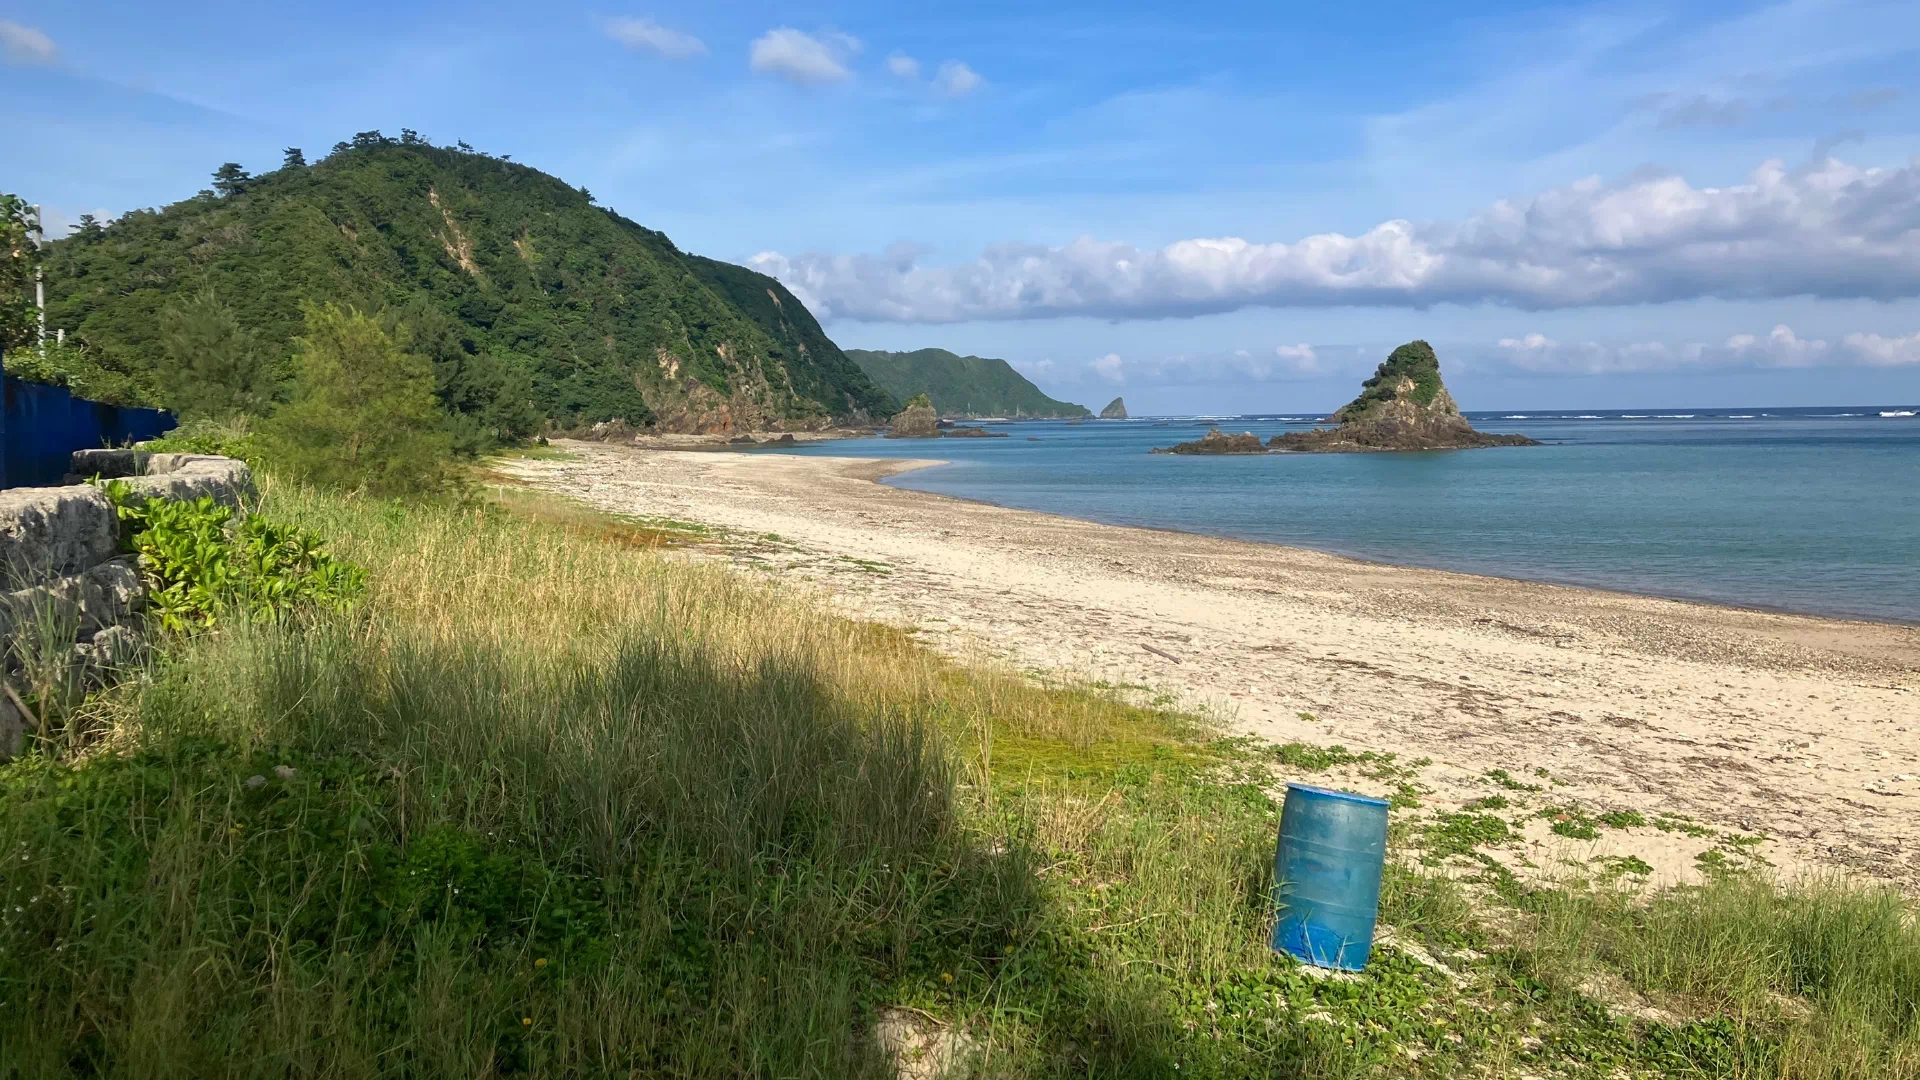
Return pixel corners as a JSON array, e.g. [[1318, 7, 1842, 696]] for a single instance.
[[1156, 341, 1540, 454]]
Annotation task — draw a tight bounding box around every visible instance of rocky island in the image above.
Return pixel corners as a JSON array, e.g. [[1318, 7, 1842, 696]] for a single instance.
[[1269, 341, 1538, 452], [1154, 429, 1267, 454], [885, 394, 1008, 439], [1154, 342, 1539, 454], [1100, 397, 1128, 419]]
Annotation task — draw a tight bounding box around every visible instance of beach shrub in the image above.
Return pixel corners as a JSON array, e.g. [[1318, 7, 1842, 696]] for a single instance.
[[98, 480, 365, 631], [0, 336, 158, 406], [138, 415, 268, 470]]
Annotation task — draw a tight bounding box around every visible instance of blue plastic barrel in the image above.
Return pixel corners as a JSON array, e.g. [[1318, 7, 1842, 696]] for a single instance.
[[1270, 783, 1389, 971]]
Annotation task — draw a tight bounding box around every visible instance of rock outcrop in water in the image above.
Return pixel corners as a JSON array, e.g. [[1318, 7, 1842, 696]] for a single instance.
[[1268, 341, 1538, 452], [885, 394, 1009, 439], [1153, 429, 1267, 455], [886, 393, 940, 438], [1100, 397, 1128, 419]]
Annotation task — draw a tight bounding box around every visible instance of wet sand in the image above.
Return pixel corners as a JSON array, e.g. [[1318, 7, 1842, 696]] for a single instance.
[[502, 441, 1920, 890]]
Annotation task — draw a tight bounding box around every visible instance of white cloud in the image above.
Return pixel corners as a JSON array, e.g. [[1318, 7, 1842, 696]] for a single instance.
[[1036, 345, 1351, 387], [1492, 324, 1920, 373], [932, 60, 984, 98], [749, 156, 1920, 323], [1842, 330, 1920, 367], [0, 20, 55, 65], [601, 17, 707, 59], [885, 52, 919, 80], [1272, 343, 1320, 372], [749, 28, 860, 86], [1724, 324, 1829, 367]]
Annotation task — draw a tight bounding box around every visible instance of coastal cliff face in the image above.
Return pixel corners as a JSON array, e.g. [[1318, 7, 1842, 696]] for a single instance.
[[1271, 341, 1538, 452], [1101, 397, 1128, 419]]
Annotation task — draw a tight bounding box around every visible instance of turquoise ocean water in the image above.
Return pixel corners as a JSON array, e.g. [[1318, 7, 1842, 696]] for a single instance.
[[771, 407, 1920, 624]]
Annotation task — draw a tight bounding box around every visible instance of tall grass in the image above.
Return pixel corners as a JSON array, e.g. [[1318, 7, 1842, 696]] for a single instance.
[[1515, 873, 1920, 1078], [0, 479, 1915, 1078]]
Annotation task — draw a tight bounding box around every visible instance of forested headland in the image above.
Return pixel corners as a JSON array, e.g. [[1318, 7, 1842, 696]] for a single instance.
[[7, 131, 895, 493]]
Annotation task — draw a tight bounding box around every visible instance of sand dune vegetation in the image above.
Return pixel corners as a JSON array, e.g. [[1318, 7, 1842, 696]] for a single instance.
[[2, 463, 1915, 1078]]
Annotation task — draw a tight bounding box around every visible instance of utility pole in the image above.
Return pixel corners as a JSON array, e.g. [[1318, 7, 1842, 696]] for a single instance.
[[32, 204, 46, 350]]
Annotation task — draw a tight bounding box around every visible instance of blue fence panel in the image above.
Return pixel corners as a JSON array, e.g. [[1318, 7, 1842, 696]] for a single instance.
[[1, 360, 175, 489]]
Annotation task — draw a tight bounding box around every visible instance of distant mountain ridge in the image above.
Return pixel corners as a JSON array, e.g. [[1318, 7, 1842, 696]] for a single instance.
[[846, 348, 1090, 418], [42, 133, 895, 434]]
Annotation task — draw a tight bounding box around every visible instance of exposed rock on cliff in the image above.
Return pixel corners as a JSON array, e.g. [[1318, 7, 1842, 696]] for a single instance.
[[1152, 429, 1267, 455], [886, 393, 940, 438], [1100, 397, 1128, 419], [1269, 341, 1539, 453]]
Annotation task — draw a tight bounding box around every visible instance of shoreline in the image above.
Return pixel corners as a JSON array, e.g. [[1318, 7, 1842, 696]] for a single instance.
[[864, 456, 1920, 629], [502, 441, 1920, 891]]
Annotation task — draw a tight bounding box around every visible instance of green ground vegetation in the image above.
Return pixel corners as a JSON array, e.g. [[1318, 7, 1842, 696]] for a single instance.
[[847, 347, 1091, 418], [0, 479, 1914, 1077]]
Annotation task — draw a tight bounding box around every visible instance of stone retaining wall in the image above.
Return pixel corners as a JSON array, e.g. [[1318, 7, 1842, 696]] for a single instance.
[[0, 449, 253, 757]]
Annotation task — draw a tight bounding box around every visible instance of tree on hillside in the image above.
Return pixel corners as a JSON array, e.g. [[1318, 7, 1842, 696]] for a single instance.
[[282, 147, 306, 169], [1, 193, 39, 352], [157, 289, 281, 419], [387, 301, 541, 454], [264, 303, 450, 495], [70, 214, 103, 240], [212, 163, 252, 197]]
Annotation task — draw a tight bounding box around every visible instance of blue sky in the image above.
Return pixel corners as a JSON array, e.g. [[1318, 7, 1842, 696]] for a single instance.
[[4, 0, 1920, 412]]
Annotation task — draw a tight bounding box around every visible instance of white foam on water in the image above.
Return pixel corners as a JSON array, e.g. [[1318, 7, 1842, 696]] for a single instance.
[[1882, 410, 1917, 418]]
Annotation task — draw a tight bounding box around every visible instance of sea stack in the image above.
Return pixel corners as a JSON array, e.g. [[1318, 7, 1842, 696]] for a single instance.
[[1269, 341, 1538, 452], [1100, 397, 1128, 419], [886, 393, 940, 438]]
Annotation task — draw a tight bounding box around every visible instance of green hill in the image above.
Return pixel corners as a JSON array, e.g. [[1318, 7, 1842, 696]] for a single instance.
[[845, 348, 1089, 418], [40, 132, 895, 434]]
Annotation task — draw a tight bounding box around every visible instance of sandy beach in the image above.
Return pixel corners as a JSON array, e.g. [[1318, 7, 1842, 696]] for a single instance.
[[503, 440, 1920, 891]]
